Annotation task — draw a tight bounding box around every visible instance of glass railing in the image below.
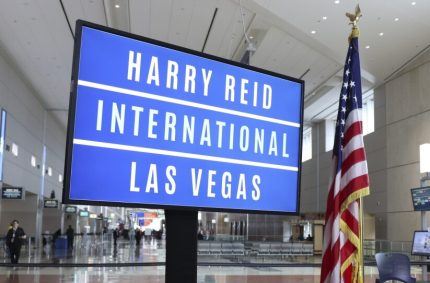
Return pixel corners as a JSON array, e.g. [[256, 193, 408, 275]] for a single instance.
[[363, 239, 423, 262], [0, 234, 427, 266]]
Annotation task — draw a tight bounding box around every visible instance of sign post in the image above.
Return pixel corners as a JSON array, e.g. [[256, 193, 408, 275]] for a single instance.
[[63, 20, 304, 282], [165, 210, 198, 283]]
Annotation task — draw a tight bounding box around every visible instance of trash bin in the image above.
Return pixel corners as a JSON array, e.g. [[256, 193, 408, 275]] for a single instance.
[[55, 236, 68, 249]]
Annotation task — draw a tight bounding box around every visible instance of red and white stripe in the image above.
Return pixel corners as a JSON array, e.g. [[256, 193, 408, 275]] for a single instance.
[[321, 107, 369, 283]]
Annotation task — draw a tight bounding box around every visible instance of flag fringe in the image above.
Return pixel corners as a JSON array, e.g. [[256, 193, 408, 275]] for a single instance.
[[340, 187, 369, 213]]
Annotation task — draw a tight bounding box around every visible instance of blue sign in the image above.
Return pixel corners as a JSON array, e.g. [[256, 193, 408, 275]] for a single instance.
[[64, 21, 304, 214]]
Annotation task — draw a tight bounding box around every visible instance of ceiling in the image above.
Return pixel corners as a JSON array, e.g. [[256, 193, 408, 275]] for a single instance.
[[0, 0, 429, 127]]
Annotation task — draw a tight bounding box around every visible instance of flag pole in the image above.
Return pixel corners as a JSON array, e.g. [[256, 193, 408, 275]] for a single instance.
[[346, 5, 364, 283], [359, 196, 365, 283]]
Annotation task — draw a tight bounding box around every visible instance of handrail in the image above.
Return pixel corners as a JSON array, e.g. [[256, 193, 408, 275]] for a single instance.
[[0, 260, 428, 268]]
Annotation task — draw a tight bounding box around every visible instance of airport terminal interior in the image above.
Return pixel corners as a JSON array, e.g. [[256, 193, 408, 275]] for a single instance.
[[0, 0, 430, 282]]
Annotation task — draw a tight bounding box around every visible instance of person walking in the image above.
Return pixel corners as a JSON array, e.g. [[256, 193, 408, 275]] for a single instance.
[[113, 228, 119, 246], [135, 228, 142, 246], [66, 225, 74, 249], [6, 220, 26, 264]]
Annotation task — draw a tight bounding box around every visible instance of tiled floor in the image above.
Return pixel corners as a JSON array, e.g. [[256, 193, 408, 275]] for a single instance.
[[0, 239, 426, 282], [0, 265, 426, 282], [0, 266, 381, 283]]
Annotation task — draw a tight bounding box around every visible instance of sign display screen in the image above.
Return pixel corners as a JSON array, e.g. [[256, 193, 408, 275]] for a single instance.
[[64, 21, 304, 214], [411, 187, 430, 211], [44, 199, 59, 208], [79, 210, 89, 217], [2, 187, 23, 200], [65, 206, 77, 213], [412, 231, 430, 256]]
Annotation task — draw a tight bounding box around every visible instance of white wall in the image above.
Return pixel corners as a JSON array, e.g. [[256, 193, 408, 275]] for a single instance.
[[384, 52, 430, 241], [0, 48, 65, 198], [0, 47, 66, 237], [0, 192, 38, 236], [300, 49, 430, 241]]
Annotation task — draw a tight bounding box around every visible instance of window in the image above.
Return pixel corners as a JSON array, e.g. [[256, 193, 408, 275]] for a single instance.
[[325, 119, 336, 152], [31, 155, 37, 167], [0, 109, 6, 181], [362, 93, 374, 135], [324, 92, 374, 151], [302, 127, 312, 162], [11, 143, 18, 157], [303, 222, 312, 237]]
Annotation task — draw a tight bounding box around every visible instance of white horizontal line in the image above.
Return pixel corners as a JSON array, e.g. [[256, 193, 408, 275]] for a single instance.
[[73, 139, 299, 172], [78, 80, 300, 128]]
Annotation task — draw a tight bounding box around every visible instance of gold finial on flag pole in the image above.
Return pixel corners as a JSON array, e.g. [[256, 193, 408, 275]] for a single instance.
[[346, 5, 361, 40]]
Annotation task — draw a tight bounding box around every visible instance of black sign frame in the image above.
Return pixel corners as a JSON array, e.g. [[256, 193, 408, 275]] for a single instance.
[[62, 20, 305, 215], [411, 230, 430, 256], [2, 187, 24, 200], [79, 210, 89, 217], [65, 206, 77, 214], [411, 187, 430, 211], [44, 199, 59, 208]]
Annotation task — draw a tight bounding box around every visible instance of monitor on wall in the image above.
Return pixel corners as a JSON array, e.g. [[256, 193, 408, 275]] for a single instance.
[[412, 231, 430, 256], [411, 187, 430, 211]]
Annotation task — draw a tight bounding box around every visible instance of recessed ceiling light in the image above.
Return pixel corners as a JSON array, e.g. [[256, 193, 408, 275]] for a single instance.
[[311, 30, 316, 34], [115, 4, 120, 8], [322, 16, 327, 20], [365, 45, 370, 49], [394, 17, 399, 21], [379, 32, 384, 36], [411, 1, 416, 5], [334, 0, 340, 4]]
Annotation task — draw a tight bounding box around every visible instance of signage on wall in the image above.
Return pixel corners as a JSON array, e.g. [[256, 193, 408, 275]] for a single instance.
[[2, 187, 24, 200], [411, 187, 430, 211], [65, 206, 77, 213], [44, 199, 59, 208], [79, 210, 89, 217], [63, 20, 304, 214]]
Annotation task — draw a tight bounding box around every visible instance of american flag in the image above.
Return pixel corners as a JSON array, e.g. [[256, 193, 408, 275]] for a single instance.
[[320, 35, 370, 283]]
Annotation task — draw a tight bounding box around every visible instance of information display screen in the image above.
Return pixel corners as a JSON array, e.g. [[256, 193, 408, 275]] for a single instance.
[[411, 187, 430, 211], [65, 206, 77, 213], [412, 231, 430, 256], [79, 211, 89, 217], [44, 199, 58, 208], [2, 187, 23, 200], [63, 21, 304, 214]]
